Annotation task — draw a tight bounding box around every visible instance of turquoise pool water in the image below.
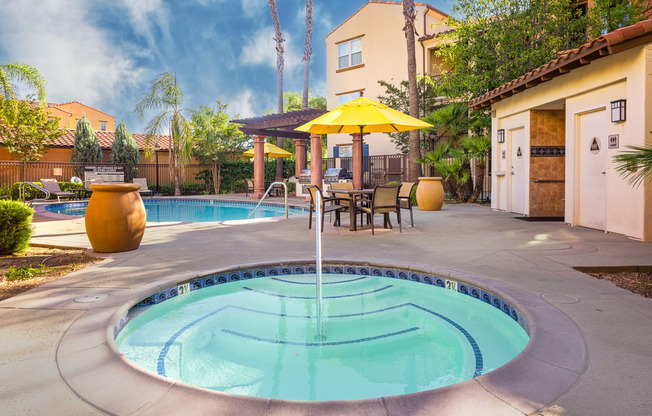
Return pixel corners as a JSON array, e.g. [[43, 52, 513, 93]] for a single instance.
[[116, 273, 529, 401], [45, 199, 305, 222]]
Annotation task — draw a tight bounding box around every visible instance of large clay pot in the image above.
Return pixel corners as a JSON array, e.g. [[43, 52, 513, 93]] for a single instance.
[[85, 183, 146, 253], [416, 177, 445, 211]]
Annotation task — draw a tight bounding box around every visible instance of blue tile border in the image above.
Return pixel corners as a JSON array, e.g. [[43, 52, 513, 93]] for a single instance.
[[130, 264, 531, 336]]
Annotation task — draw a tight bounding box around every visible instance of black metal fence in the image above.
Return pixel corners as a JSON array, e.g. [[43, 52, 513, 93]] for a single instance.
[[0, 160, 203, 189]]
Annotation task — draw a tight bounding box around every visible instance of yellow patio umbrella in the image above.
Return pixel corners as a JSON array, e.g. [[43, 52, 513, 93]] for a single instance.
[[295, 96, 432, 188], [243, 142, 293, 158], [295, 96, 432, 134]]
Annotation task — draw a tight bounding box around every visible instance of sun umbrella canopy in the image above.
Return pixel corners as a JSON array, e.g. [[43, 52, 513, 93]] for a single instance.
[[295, 96, 432, 134], [243, 142, 292, 158]]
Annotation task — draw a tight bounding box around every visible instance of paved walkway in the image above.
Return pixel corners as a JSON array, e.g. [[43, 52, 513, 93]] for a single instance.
[[1, 200, 651, 415]]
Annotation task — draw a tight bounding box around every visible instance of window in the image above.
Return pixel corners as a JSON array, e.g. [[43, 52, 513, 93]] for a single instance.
[[100, 121, 107, 131], [338, 37, 362, 69], [337, 91, 362, 106]]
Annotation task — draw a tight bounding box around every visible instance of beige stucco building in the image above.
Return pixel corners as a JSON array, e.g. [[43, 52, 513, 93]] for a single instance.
[[324, 1, 451, 158], [471, 20, 652, 242]]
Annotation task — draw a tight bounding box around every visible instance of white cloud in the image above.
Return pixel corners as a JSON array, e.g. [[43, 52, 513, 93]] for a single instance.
[[0, 0, 144, 106], [239, 26, 302, 72], [241, 0, 268, 19], [115, 0, 171, 49]]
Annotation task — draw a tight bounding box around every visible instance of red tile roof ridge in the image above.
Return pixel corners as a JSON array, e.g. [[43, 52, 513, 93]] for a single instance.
[[470, 19, 652, 109]]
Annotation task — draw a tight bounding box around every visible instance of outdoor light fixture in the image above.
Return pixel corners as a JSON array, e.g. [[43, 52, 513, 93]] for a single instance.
[[610, 99, 626, 122], [497, 129, 505, 143]]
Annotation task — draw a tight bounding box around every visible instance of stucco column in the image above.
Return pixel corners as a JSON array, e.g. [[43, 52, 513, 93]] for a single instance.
[[252, 135, 265, 199], [294, 138, 307, 177], [352, 133, 363, 190], [310, 133, 323, 188]]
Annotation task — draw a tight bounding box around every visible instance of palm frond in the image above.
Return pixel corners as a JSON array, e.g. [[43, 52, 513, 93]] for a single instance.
[[613, 145, 652, 187], [0, 61, 47, 102], [133, 71, 184, 120]]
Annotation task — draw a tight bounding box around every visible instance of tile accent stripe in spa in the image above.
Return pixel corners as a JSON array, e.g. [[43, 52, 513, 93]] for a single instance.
[[130, 264, 531, 337]]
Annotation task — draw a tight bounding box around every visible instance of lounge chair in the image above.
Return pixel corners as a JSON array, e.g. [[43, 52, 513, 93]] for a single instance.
[[40, 179, 75, 202], [398, 182, 417, 227], [358, 184, 402, 235], [306, 185, 345, 232], [133, 178, 154, 198]]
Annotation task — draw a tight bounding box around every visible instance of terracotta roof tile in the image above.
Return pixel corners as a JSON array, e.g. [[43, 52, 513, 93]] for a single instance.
[[470, 19, 652, 110], [45, 130, 171, 151]]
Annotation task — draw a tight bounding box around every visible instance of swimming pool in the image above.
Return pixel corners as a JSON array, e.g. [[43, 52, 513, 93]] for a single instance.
[[45, 199, 306, 222], [115, 265, 529, 401]]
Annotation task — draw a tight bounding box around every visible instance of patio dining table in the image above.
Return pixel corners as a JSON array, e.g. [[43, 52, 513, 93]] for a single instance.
[[326, 188, 374, 231]]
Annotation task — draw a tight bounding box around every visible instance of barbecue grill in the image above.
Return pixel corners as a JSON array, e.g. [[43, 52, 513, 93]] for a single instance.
[[298, 169, 312, 184], [323, 168, 348, 183]]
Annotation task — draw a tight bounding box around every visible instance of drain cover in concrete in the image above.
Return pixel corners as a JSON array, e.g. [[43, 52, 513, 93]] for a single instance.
[[542, 293, 579, 304], [74, 294, 109, 303]]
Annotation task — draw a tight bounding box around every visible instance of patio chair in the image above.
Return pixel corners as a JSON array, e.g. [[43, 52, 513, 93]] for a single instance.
[[329, 181, 364, 227], [398, 182, 417, 227], [40, 179, 75, 202], [246, 179, 254, 196], [358, 184, 402, 235], [306, 185, 345, 232], [133, 178, 154, 198], [271, 178, 287, 197]]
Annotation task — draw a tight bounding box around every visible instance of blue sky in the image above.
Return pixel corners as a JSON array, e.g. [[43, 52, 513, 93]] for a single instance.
[[0, 0, 452, 133]]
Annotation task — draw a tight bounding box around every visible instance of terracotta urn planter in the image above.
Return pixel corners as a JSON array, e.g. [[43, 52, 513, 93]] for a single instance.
[[85, 183, 146, 253], [416, 177, 445, 211]]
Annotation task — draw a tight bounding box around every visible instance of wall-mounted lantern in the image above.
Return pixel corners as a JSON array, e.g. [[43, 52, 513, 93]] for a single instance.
[[497, 129, 505, 143], [610, 99, 626, 122]]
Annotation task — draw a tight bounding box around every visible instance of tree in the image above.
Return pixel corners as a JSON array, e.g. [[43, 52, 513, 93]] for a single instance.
[[0, 98, 63, 180], [377, 79, 447, 153], [430, 0, 648, 104], [403, 0, 421, 181], [0, 61, 46, 103], [613, 145, 652, 187], [302, 0, 314, 111], [191, 102, 250, 194], [111, 120, 140, 181], [134, 71, 193, 196], [460, 135, 491, 202], [268, 0, 286, 181], [71, 114, 103, 175]]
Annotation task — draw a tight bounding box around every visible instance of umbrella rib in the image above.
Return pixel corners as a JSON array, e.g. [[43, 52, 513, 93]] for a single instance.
[[337, 126, 343, 133]]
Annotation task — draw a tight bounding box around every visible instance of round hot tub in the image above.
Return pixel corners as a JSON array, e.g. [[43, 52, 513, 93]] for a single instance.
[[115, 263, 530, 401]]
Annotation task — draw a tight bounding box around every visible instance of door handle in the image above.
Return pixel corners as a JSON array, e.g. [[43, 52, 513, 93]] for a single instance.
[[511, 171, 515, 175], [601, 171, 606, 175]]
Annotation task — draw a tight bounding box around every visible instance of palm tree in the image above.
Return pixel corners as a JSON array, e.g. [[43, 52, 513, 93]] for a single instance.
[[403, 0, 421, 181], [0, 61, 46, 102], [134, 71, 192, 196], [460, 135, 491, 202], [302, 0, 314, 111], [614, 145, 652, 187], [268, 0, 285, 181]]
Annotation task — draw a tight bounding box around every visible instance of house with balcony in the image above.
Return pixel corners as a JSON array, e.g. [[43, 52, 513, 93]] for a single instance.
[[325, 0, 452, 162]]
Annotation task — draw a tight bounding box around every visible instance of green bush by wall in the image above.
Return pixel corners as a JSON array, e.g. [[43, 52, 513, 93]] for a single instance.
[[0, 200, 34, 254]]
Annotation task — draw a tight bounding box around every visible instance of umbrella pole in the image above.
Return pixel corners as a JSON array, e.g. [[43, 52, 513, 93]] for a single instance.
[[315, 191, 324, 341]]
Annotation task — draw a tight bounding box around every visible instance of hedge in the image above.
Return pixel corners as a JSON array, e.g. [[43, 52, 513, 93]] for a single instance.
[[0, 200, 34, 254]]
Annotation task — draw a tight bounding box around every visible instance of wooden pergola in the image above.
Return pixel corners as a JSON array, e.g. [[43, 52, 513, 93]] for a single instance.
[[232, 109, 327, 198]]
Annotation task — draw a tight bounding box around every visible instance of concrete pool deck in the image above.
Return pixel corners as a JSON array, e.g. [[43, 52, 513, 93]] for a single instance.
[[1, 198, 651, 415]]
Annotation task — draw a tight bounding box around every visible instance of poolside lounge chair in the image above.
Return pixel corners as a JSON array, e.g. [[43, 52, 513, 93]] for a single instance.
[[398, 182, 417, 227], [133, 178, 154, 198], [40, 179, 75, 202], [358, 184, 402, 235], [306, 185, 345, 232]]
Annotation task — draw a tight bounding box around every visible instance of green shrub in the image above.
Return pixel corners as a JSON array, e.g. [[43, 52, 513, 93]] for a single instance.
[[0, 185, 11, 198], [11, 182, 84, 201], [6, 264, 45, 280], [157, 182, 207, 196], [0, 200, 34, 254]]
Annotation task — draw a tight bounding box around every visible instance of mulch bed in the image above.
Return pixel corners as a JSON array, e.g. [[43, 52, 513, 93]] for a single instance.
[[585, 270, 652, 298], [0, 246, 102, 300]]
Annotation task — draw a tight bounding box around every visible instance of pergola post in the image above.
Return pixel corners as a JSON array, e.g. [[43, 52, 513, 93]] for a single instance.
[[252, 135, 265, 199], [310, 133, 323, 189], [352, 133, 363, 189], [294, 138, 308, 177]]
